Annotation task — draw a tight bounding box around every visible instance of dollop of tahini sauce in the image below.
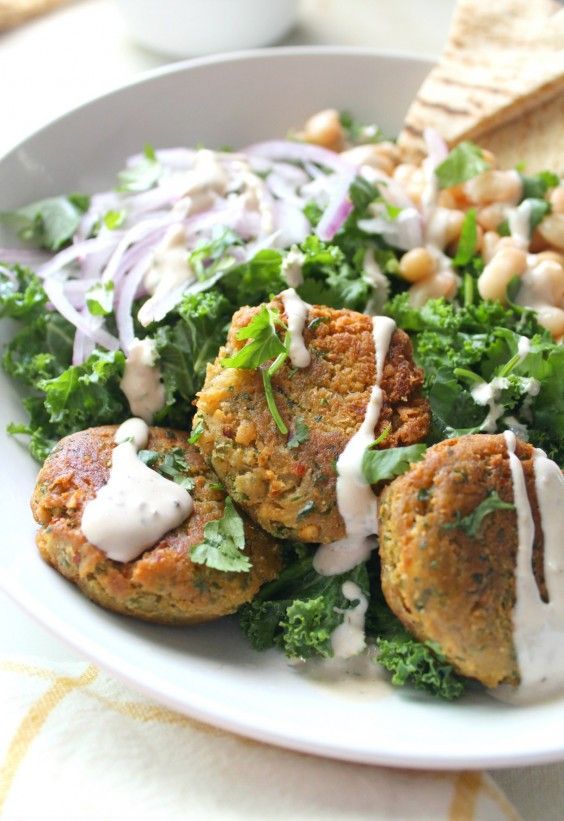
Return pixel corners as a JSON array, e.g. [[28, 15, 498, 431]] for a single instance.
[[81, 418, 193, 563], [496, 431, 564, 702], [313, 316, 396, 577], [120, 338, 166, 424], [330, 581, 369, 658]]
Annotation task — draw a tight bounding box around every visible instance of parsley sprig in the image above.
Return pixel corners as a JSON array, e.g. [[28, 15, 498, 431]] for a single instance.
[[442, 491, 514, 538], [222, 306, 291, 434], [191, 497, 250, 572]]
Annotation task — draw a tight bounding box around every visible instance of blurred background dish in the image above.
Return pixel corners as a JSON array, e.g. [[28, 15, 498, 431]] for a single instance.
[[114, 0, 299, 57]]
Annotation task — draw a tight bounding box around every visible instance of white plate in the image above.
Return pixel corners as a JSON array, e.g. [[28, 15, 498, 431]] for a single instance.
[[1, 48, 563, 771]]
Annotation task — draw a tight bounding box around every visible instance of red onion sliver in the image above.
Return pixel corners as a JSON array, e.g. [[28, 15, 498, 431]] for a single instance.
[[43, 277, 119, 351], [115, 254, 153, 354], [244, 140, 357, 176], [0, 247, 51, 267], [423, 127, 448, 171], [37, 235, 120, 280], [316, 173, 355, 242]]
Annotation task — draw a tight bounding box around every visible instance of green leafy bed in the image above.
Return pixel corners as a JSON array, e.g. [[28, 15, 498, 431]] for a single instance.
[[0, 147, 562, 702]]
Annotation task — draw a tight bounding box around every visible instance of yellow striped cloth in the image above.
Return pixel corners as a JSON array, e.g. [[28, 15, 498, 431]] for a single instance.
[[0, 658, 519, 820]]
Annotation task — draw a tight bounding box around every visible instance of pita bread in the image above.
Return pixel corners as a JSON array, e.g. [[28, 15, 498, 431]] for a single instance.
[[398, 0, 564, 162]]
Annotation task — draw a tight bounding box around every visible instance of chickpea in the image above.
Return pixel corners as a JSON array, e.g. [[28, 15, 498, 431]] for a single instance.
[[393, 163, 418, 188], [477, 203, 507, 232], [408, 270, 459, 308], [477, 247, 527, 303], [340, 144, 394, 176], [464, 170, 522, 206], [399, 247, 437, 283], [482, 230, 501, 263], [426, 207, 465, 249], [537, 213, 564, 251], [528, 260, 564, 306], [437, 190, 457, 208], [549, 186, 564, 214], [393, 163, 426, 202], [536, 305, 564, 338], [534, 250, 564, 267], [303, 109, 345, 152]]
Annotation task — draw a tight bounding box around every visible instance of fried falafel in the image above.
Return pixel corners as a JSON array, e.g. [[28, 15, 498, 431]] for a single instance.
[[31, 426, 281, 625], [194, 296, 430, 543], [378, 434, 548, 688]]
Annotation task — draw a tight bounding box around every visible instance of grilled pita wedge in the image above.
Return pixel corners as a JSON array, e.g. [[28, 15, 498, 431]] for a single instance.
[[398, 0, 564, 165]]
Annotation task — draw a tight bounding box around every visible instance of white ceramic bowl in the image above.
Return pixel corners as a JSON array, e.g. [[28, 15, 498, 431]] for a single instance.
[[2, 49, 564, 770], [115, 0, 299, 57]]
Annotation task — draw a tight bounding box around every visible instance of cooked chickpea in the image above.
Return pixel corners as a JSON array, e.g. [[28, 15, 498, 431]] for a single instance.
[[340, 144, 394, 176], [408, 270, 459, 308], [482, 231, 501, 263], [549, 186, 564, 215], [537, 213, 564, 251], [477, 203, 507, 232], [399, 247, 436, 283], [393, 163, 425, 201], [303, 109, 345, 152], [534, 250, 564, 267], [464, 170, 522, 206], [437, 190, 457, 208], [536, 305, 564, 338], [528, 260, 564, 306], [477, 247, 527, 303]]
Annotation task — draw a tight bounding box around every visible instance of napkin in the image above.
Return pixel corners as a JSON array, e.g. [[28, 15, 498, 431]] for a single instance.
[[0, 657, 518, 820]]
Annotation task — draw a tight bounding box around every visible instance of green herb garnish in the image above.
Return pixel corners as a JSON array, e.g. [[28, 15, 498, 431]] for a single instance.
[[191, 497, 250, 572], [362, 444, 427, 484], [117, 144, 161, 193], [287, 417, 310, 449], [453, 208, 478, 267], [435, 142, 490, 189], [442, 491, 515, 538]]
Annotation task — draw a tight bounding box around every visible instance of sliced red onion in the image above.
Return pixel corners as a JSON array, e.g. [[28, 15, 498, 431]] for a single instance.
[[360, 166, 413, 209], [126, 148, 196, 170], [43, 277, 119, 351], [72, 325, 88, 366], [115, 254, 153, 354], [63, 277, 99, 309], [244, 140, 356, 176], [101, 216, 177, 286], [316, 173, 355, 242], [37, 235, 120, 280], [0, 247, 51, 267], [423, 127, 448, 171], [272, 201, 310, 247], [75, 191, 123, 241]]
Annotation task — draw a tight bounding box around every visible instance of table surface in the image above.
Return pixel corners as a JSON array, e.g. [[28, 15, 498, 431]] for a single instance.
[[0, 2, 562, 818]]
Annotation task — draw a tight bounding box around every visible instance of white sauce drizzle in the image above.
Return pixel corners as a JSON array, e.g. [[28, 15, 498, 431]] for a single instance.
[[330, 582, 368, 659], [508, 199, 533, 250], [120, 338, 165, 424], [281, 247, 306, 288], [471, 377, 510, 433], [313, 316, 396, 577], [81, 418, 193, 563], [497, 431, 564, 702], [139, 224, 195, 326], [280, 288, 311, 368]]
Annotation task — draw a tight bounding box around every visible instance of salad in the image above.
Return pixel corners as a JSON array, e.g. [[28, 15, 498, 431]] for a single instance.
[[1, 109, 563, 703]]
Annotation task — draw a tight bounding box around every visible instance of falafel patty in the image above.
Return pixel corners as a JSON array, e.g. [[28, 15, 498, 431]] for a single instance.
[[378, 434, 547, 688], [31, 426, 282, 625], [194, 297, 430, 543]]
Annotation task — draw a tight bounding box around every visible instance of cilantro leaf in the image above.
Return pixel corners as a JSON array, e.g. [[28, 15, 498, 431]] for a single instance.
[[191, 497, 250, 572], [287, 417, 309, 449], [86, 281, 114, 317], [442, 490, 515, 538], [221, 306, 286, 369], [453, 208, 478, 267], [103, 209, 126, 230], [188, 421, 204, 445], [523, 197, 551, 231], [339, 111, 385, 145], [0, 195, 89, 251], [117, 145, 161, 193], [520, 170, 560, 199], [138, 446, 195, 491], [435, 142, 490, 189], [362, 444, 427, 484], [188, 226, 242, 280]]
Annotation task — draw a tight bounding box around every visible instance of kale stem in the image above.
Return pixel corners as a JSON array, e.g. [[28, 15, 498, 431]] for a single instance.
[[463, 273, 475, 307], [453, 367, 483, 385], [498, 352, 521, 378], [262, 368, 288, 434]]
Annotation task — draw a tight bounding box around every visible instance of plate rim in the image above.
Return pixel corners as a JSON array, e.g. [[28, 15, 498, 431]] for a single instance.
[[2, 45, 564, 772]]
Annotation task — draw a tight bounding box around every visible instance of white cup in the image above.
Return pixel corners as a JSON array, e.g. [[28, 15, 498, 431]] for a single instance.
[[115, 0, 299, 58]]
